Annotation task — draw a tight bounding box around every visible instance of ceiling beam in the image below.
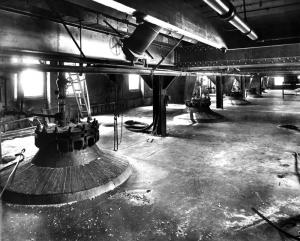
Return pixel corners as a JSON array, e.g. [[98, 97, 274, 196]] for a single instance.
[[176, 43, 300, 74]]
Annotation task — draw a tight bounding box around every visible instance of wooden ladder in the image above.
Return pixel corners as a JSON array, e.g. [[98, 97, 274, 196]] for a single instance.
[[66, 73, 91, 119]]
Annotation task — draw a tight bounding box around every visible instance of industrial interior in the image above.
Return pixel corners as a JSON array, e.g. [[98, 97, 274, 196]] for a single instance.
[[0, 0, 300, 240]]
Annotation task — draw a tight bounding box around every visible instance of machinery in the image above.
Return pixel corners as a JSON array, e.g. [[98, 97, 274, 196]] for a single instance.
[[224, 76, 250, 105], [0, 72, 132, 205], [185, 76, 223, 123]]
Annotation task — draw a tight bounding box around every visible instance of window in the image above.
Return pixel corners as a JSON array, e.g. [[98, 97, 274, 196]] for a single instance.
[[20, 69, 44, 97], [14, 74, 18, 100], [128, 74, 140, 90], [12, 57, 45, 98], [274, 76, 284, 86], [65, 73, 86, 96]]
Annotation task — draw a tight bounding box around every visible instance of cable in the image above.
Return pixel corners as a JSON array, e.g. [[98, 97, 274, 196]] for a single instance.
[[0, 149, 25, 199], [251, 207, 300, 241]]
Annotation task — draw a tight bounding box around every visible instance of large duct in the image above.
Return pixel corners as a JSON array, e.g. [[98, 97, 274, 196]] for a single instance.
[[122, 21, 161, 62], [203, 0, 258, 40]]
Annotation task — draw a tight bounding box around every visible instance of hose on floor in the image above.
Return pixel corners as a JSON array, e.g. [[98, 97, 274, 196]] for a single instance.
[[0, 149, 25, 199], [124, 120, 153, 133], [252, 207, 300, 241]]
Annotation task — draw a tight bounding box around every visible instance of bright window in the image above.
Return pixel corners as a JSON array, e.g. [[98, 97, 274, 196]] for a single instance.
[[65, 73, 86, 96], [12, 57, 45, 98], [274, 76, 284, 86], [128, 74, 140, 90], [14, 74, 18, 100], [20, 69, 44, 97]]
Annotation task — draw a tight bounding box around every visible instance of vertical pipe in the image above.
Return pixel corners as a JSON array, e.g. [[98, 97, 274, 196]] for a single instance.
[[17, 73, 24, 112], [216, 75, 223, 109], [56, 72, 68, 126]]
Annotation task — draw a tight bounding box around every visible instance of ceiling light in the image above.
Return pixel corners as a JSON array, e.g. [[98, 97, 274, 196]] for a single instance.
[[229, 15, 250, 34], [246, 30, 258, 41], [143, 15, 225, 49], [203, 0, 230, 15], [203, 0, 258, 41], [90, 0, 136, 15]]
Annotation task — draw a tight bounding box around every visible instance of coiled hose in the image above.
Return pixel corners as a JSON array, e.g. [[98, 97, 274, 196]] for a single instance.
[[124, 120, 153, 133]]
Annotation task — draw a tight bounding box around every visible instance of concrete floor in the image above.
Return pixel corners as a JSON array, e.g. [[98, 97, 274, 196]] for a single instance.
[[1, 90, 300, 241]]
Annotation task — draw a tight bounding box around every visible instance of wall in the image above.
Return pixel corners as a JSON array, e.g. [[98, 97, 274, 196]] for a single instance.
[[167, 76, 186, 104], [86, 74, 144, 110], [0, 10, 174, 65], [0, 72, 147, 121]]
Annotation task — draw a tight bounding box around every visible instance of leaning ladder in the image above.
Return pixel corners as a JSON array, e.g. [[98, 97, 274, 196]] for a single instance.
[[66, 73, 91, 119]]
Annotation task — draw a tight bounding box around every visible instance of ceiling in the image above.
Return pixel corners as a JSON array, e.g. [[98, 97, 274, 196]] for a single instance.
[[1, 0, 299, 49], [0, 0, 299, 77], [195, 0, 300, 48]]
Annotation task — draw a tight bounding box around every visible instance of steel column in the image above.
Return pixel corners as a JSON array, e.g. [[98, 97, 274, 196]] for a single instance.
[[241, 76, 246, 100], [216, 75, 223, 109], [259, 76, 263, 96], [0, 129, 2, 164], [152, 76, 167, 136]]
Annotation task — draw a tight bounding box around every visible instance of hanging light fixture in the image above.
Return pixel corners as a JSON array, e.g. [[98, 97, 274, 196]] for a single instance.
[[203, 0, 258, 40]]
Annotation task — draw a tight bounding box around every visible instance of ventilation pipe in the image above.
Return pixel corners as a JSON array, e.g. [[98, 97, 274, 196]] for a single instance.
[[122, 21, 161, 62], [203, 0, 258, 40]]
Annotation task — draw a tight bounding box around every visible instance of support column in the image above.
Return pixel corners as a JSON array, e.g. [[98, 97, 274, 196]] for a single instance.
[[259, 75, 263, 96], [152, 75, 166, 136], [241, 76, 246, 100], [216, 75, 223, 109], [0, 130, 2, 164]]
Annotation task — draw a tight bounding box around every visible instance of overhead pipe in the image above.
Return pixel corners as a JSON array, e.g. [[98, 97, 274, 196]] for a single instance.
[[203, 0, 258, 40]]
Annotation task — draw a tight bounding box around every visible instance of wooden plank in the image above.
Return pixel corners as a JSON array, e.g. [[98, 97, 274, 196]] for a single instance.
[[88, 161, 109, 185], [49, 168, 64, 193], [64, 166, 72, 194], [94, 159, 116, 179], [26, 167, 49, 195], [35, 168, 55, 194], [97, 158, 123, 177], [101, 152, 129, 167], [71, 166, 85, 193], [78, 165, 95, 190], [102, 155, 128, 169], [61, 167, 68, 193], [41, 168, 60, 194], [83, 162, 103, 186]]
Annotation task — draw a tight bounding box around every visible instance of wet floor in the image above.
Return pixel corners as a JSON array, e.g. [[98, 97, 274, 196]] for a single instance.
[[1, 90, 300, 241]]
